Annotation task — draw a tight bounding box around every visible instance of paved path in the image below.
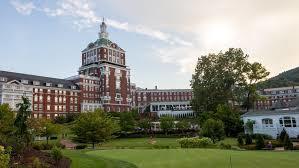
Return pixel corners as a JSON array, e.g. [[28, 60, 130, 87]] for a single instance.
[[60, 139, 77, 149]]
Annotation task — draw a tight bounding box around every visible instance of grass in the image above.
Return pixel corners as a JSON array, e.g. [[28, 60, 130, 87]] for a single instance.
[[64, 149, 299, 168], [63, 150, 137, 168], [100, 137, 238, 149]]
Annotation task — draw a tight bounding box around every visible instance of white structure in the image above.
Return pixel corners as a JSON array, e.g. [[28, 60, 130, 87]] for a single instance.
[[0, 79, 33, 111], [242, 108, 299, 138], [150, 101, 194, 118]]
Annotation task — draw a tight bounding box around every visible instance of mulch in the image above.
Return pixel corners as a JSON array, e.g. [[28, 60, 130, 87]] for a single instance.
[[11, 148, 71, 168]]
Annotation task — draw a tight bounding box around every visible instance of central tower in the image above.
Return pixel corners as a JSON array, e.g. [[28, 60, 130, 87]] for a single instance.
[[78, 19, 132, 112]]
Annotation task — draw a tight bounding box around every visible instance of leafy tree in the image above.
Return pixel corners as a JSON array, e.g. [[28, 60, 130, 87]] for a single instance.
[[160, 116, 175, 134], [245, 120, 255, 135], [191, 48, 269, 113], [244, 62, 269, 111], [214, 104, 243, 137], [0, 104, 15, 145], [201, 119, 225, 143], [119, 112, 136, 132], [14, 96, 32, 149], [41, 120, 61, 144], [71, 109, 119, 148], [138, 118, 151, 133], [176, 120, 190, 133], [255, 134, 265, 150]]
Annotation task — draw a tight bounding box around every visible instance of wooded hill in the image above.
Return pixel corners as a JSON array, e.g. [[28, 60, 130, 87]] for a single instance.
[[258, 66, 299, 89]]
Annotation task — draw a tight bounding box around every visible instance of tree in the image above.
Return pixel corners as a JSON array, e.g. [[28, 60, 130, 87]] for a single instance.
[[237, 135, 244, 146], [160, 116, 175, 134], [119, 112, 136, 132], [191, 48, 269, 113], [0, 104, 15, 145], [214, 105, 243, 137], [244, 62, 270, 111], [138, 118, 151, 133], [14, 96, 32, 150], [176, 120, 190, 133], [245, 120, 255, 135], [41, 120, 61, 144], [71, 109, 119, 149], [201, 119, 225, 143]]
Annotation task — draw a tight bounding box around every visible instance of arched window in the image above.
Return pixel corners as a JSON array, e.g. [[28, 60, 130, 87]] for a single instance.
[[279, 116, 297, 127], [262, 118, 273, 127]]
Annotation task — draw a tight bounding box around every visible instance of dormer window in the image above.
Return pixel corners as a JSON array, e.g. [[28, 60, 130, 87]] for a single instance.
[[21, 79, 28, 84], [71, 86, 77, 90], [58, 84, 63, 88], [33, 81, 40, 85], [0, 77, 7, 82], [46, 83, 52, 87]]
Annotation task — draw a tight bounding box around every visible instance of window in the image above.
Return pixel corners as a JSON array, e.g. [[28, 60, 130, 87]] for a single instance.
[[34, 95, 38, 102], [21, 80, 28, 84], [47, 105, 51, 111], [34, 104, 38, 111], [33, 81, 40, 85], [46, 83, 52, 87], [262, 118, 273, 127], [39, 95, 43, 102], [58, 84, 63, 88], [54, 96, 58, 103], [39, 104, 43, 111], [47, 95, 51, 102], [0, 77, 7, 82], [279, 116, 297, 127]]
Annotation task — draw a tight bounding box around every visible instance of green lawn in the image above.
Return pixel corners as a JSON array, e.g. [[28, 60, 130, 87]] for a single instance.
[[64, 149, 299, 168]]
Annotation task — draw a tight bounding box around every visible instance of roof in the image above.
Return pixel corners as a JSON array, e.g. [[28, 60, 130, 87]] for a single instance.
[[0, 70, 79, 90], [242, 108, 299, 117], [82, 37, 125, 52]]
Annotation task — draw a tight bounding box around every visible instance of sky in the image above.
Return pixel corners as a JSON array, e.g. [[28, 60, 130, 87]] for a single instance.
[[1, 0, 299, 89]]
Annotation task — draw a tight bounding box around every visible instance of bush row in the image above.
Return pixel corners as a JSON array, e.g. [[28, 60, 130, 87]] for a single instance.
[[32, 143, 65, 150], [177, 137, 213, 148]]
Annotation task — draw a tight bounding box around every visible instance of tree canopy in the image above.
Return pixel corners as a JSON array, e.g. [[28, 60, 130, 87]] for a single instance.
[[71, 109, 119, 148], [191, 48, 269, 113]]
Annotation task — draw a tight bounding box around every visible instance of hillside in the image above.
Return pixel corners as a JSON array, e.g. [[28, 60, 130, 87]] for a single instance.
[[257, 66, 299, 89]]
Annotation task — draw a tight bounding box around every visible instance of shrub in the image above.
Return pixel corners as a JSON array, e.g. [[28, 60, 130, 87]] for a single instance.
[[242, 144, 256, 150], [32, 143, 43, 150], [75, 144, 87, 150], [267, 140, 283, 148], [245, 134, 253, 145], [42, 143, 54, 150], [177, 137, 213, 148], [279, 129, 287, 143], [51, 147, 63, 165], [255, 134, 265, 150], [0, 145, 10, 168], [32, 157, 42, 168], [237, 135, 244, 146], [283, 133, 293, 150], [252, 133, 272, 140], [219, 143, 232, 150]]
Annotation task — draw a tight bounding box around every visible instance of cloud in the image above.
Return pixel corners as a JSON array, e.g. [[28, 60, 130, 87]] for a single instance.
[[10, 0, 35, 15], [10, 0, 191, 46]]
